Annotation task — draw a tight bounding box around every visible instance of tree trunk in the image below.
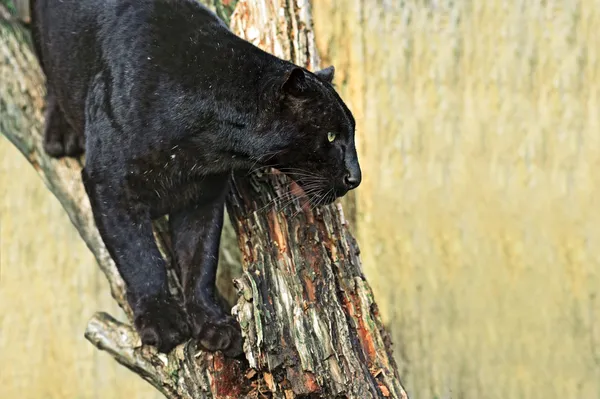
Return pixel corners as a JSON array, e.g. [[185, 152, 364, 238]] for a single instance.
[[0, 1, 408, 398]]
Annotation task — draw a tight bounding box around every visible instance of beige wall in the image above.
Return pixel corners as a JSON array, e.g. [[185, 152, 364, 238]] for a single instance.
[[0, 137, 161, 398], [313, 1, 600, 398]]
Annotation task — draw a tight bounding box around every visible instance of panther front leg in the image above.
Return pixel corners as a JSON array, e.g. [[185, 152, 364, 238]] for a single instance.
[[169, 177, 243, 358], [82, 169, 191, 353], [81, 80, 190, 352]]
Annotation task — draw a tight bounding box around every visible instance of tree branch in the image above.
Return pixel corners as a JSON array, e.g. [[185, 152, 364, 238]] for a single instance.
[[0, 1, 409, 397]]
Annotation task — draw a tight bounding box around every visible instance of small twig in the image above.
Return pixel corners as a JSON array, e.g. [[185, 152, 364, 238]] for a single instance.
[[85, 313, 160, 384]]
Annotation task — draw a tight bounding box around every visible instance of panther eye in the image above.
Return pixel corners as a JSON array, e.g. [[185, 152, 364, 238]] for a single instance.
[[327, 132, 337, 143]]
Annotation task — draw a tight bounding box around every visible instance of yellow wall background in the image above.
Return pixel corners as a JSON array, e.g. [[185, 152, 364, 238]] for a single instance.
[[1, 0, 600, 398], [313, 1, 600, 398], [0, 137, 161, 398]]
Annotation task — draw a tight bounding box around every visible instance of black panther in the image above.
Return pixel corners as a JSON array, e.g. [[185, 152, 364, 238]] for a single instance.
[[30, 0, 361, 356]]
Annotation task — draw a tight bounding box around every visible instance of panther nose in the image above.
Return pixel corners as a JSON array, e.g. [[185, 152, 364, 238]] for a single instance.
[[344, 171, 361, 190]]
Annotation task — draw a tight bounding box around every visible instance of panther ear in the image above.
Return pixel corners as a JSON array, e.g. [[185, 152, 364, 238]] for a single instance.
[[281, 67, 307, 97], [315, 66, 335, 83]]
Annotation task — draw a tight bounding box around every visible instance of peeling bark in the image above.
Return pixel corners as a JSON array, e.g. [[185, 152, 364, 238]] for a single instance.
[[0, 1, 408, 398], [227, 173, 406, 398]]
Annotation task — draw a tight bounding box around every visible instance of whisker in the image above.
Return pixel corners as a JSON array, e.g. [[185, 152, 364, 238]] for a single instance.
[[263, 170, 327, 180], [275, 168, 325, 177], [254, 185, 318, 215], [246, 161, 282, 177], [294, 183, 324, 192], [288, 186, 327, 219], [255, 191, 297, 214], [279, 188, 321, 215], [274, 168, 324, 176], [245, 148, 286, 176], [311, 188, 334, 213]]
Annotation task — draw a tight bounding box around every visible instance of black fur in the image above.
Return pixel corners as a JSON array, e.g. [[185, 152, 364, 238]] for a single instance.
[[30, 0, 361, 355]]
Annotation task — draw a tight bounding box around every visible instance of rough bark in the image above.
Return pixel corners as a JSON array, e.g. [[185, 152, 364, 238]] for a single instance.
[[0, 1, 408, 398]]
